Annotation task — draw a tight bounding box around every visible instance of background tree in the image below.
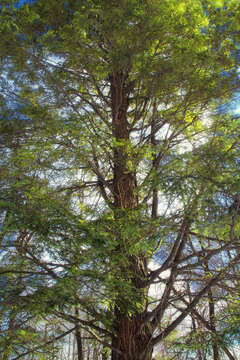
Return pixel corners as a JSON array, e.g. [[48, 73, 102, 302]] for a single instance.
[[0, 0, 239, 359]]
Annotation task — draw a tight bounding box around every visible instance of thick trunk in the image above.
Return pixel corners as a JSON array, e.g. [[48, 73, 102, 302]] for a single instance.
[[110, 72, 152, 360], [111, 312, 153, 360]]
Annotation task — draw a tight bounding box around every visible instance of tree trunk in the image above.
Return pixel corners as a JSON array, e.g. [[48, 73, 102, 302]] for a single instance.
[[110, 72, 153, 360], [202, 246, 220, 360], [208, 289, 220, 360], [111, 312, 153, 360], [76, 325, 84, 360], [75, 307, 84, 360]]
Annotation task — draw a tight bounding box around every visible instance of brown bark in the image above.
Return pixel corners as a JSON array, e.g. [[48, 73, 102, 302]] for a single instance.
[[111, 313, 153, 360], [110, 71, 137, 210], [110, 71, 153, 360]]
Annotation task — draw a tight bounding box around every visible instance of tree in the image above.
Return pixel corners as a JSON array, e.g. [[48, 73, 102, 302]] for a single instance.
[[0, 0, 239, 359]]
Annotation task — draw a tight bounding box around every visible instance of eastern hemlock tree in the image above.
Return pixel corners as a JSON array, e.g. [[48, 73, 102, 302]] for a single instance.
[[0, 0, 240, 359]]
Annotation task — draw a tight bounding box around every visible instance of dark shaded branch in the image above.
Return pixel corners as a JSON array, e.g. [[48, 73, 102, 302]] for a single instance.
[[151, 254, 240, 347], [172, 288, 236, 360]]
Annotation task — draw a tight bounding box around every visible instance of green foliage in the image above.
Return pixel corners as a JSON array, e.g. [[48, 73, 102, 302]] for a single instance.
[[0, 0, 239, 359]]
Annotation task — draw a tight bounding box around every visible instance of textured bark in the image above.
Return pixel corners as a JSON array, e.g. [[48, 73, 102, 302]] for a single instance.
[[110, 72, 153, 360], [111, 71, 137, 210], [111, 313, 153, 360]]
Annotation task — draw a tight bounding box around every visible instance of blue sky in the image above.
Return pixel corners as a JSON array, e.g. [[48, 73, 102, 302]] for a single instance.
[[16, 0, 34, 8]]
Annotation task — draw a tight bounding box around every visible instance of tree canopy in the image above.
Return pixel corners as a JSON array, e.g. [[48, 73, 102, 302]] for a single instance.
[[0, 0, 240, 359]]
